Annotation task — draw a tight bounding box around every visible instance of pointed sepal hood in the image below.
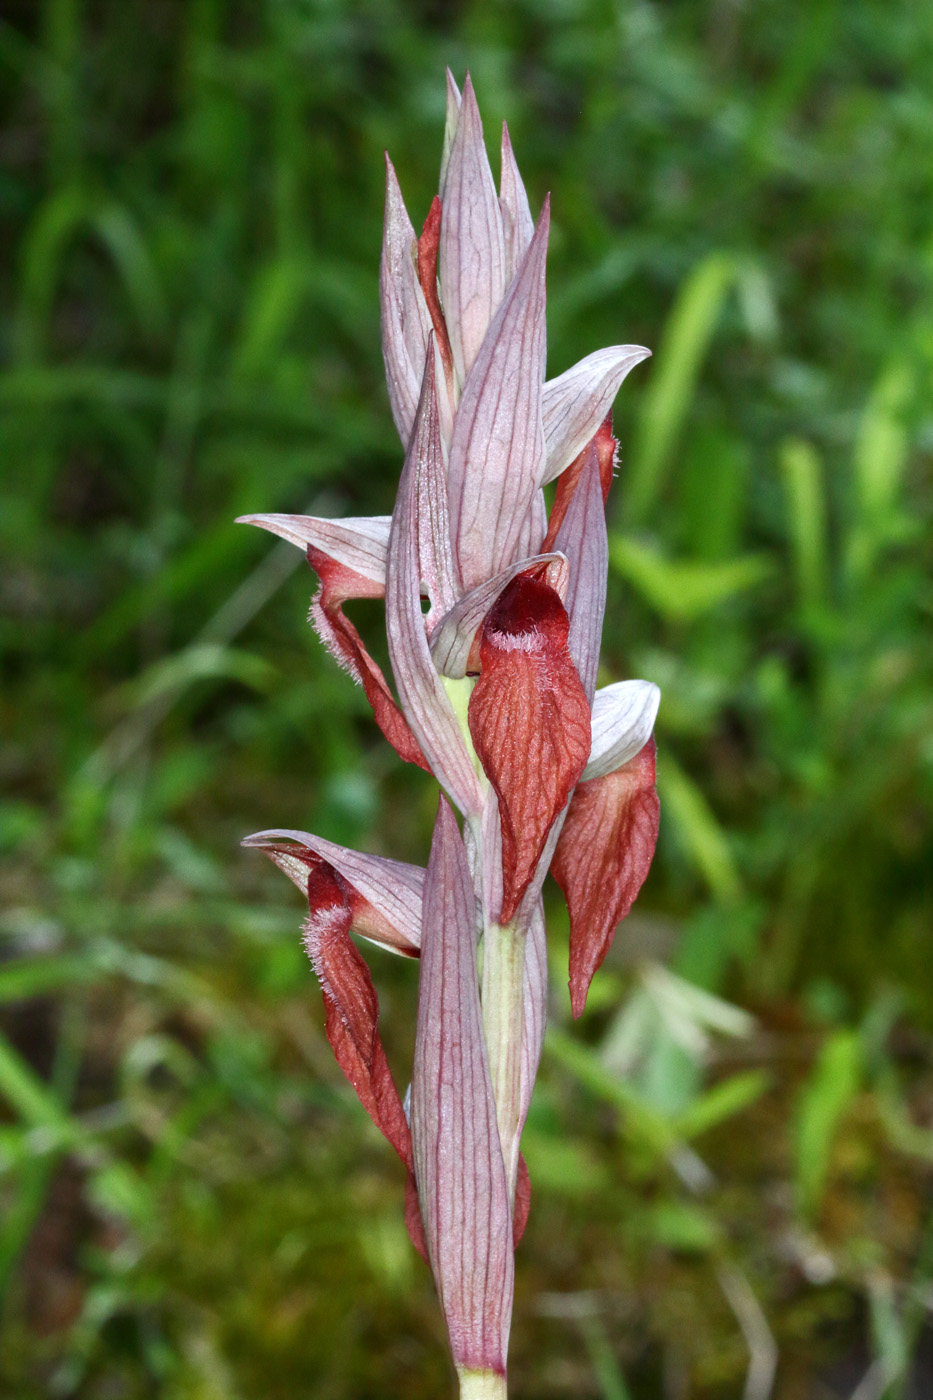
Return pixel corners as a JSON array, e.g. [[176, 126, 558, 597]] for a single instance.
[[241, 828, 424, 955], [429, 550, 568, 680]]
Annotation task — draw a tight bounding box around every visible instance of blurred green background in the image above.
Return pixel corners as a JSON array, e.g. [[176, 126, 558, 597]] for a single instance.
[[2, 1, 932, 1396]]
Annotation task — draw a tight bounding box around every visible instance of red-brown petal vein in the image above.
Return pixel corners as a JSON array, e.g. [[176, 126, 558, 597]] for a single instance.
[[551, 738, 660, 1019], [468, 574, 591, 924]]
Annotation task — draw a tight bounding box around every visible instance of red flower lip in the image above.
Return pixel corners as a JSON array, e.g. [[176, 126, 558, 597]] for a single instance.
[[468, 573, 591, 924]]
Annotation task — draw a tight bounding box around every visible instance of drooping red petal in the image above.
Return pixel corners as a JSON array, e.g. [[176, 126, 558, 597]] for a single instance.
[[513, 1155, 531, 1247], [405, 1170, 429, 1262], [551, 738, 660, 1019], [303, 861, 414, 1168], [543, 412, 618, 550], [468, 574, 591, 924], [418, 196, 454, 387], [307, 545, 430, 772]]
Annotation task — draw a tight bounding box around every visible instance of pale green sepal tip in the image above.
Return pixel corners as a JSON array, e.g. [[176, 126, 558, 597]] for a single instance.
[[458, 1368, 507, 1400]]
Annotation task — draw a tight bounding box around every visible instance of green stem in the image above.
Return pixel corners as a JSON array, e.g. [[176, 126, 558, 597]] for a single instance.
[[481, 919, 525, 1202], [458, 1367, 508, 1400]]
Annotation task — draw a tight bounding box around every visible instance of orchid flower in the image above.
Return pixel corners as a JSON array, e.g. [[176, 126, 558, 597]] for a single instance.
[[240, 71, 659, 1400]]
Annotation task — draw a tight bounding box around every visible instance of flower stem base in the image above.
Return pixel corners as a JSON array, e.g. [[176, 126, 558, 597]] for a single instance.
[[458, 1368, 507, 1400]]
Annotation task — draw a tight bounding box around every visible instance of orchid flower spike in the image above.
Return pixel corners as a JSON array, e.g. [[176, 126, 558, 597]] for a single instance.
[[240, 69, 659, 1399]]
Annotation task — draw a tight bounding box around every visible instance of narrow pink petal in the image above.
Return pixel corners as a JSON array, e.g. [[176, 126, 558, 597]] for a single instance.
[[549, 441, 608, 706], [236, 513, 391, 587], [438, 74, 506, 387], [499, 122, 534, 284], [381, 156, 432, 446], [551, 739, 660, 1019], [386, 349, 486, 816], [447, 201, 550, 592], [439, 68, 462, 195], [242, 828, 424, 955], [468, 573, 591, 922], [412, 798, 513, 1376], [429, 550, 569, 679], [542, 345, 651, 484], [585, 680, 660, 781]]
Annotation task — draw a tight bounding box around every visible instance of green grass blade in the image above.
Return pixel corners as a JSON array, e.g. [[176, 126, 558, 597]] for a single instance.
[[626, 253, 735, 525]]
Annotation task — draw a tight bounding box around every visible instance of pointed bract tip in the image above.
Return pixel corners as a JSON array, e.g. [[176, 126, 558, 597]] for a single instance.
[[461, 70, 479, 113]]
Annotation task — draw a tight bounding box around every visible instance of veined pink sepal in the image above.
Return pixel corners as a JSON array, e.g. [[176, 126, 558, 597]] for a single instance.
[[513, 487, 548, 561], [468, 573, 591, 923], [430, 550, 568, 679], [386, 345, 486, 816], [236, 512, 391, 584], [447, 199, 550, 592], [380, 156, 432, 447], [542, 346, 650, 484], [412, 798, 514, 1377], [552, 738, 660, 1019], [499, 122, 534, 283], [439, 73, 506, 387], [241, 828, 424, 955], [439, 68, 462, 195]]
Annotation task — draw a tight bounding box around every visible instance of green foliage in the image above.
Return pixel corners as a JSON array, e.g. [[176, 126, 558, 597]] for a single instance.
[[2, 0, 932, 1396]]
